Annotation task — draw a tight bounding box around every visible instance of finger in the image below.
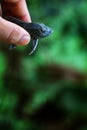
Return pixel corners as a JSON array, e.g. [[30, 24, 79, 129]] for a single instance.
[[2, 0, 31, 22], [0, 17, 30, 45]]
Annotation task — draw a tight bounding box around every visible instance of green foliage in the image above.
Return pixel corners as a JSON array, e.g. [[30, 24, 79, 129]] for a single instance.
[[0, 0, 87, 130]]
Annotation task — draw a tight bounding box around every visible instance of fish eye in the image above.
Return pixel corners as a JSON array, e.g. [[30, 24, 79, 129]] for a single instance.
[[40, 28, 43, 32], [40, 28, 45, 33]]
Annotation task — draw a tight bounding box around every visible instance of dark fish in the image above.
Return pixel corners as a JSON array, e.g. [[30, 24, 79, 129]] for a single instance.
[[5, 16, 53, 55]]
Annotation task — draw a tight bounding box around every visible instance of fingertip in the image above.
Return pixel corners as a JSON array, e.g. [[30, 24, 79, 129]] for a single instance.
[[0, 17, 31, 45], [7, 27, 31, 46], [18, 34, 31, 45]]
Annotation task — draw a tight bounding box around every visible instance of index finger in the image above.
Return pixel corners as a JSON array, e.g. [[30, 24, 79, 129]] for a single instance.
[[2, 0, 31, 22]]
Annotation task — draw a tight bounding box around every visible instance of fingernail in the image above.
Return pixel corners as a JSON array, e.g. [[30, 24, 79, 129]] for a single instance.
[[19, 35, 30, 45]]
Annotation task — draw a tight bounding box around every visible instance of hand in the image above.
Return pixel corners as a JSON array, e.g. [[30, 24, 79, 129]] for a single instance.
[[0, 0, 31, 46]]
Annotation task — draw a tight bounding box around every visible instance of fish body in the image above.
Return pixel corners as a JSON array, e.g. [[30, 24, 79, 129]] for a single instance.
[[6, 16, 53, 55]]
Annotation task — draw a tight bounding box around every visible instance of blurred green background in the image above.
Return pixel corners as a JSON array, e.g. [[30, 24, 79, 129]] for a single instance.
[[0, 0, 87, 130]]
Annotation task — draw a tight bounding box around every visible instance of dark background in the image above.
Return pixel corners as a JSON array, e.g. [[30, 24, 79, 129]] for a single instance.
[[0, 0, 87, 130]]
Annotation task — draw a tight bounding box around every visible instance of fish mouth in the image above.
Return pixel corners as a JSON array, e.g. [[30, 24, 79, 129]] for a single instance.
[[49, 28, 53, 34], [47, 30, 53, 36]]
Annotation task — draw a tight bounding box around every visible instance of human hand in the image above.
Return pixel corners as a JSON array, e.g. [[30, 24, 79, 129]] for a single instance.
[[0, 0, 31, 46]]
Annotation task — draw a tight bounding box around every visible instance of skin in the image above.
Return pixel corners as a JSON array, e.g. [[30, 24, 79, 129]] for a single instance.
[[0, 0, 31, 45]]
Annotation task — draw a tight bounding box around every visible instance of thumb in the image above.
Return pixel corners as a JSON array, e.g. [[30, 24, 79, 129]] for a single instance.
[[0, 17, 30, 45]]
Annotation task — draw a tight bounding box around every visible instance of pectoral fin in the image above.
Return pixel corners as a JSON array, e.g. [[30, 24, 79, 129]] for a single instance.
[[29, 39, 38, 55], [9, 39, 39, 55]]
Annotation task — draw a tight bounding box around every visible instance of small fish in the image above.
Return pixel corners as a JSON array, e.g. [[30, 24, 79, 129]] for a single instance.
[[6, 16, 53, 55]]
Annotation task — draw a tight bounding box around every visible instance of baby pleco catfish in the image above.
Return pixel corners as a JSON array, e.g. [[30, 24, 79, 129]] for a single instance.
[[5, 16, 53, 55]]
